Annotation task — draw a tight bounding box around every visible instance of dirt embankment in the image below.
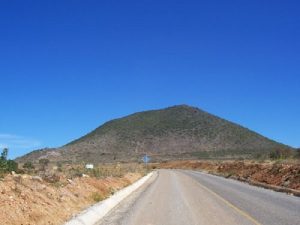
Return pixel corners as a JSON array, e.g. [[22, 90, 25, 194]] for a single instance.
[[158, 160, 300, 192], [0, 172, 141, 225]]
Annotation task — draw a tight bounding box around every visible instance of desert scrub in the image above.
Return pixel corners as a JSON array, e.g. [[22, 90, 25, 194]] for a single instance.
[[91, 192, 105, 202]]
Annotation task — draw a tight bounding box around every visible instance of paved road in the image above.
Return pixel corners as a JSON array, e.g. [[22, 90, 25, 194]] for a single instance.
[[98, 170, 300, 225]]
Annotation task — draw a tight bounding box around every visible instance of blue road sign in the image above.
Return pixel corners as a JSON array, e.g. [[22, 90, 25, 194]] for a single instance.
[[142, 155, 150, 163]]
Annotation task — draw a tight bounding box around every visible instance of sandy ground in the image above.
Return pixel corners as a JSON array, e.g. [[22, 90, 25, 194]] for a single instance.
[[0, 173, 141, 225]]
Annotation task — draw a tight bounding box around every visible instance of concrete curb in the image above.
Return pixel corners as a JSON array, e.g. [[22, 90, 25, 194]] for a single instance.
[[65, 172, 154, 225]]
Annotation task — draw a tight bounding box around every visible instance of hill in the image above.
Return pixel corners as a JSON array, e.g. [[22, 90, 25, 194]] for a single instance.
[[16, 105, 292, 163]]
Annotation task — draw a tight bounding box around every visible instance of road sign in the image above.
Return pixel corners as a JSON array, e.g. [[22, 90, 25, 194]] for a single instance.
[[142, 155, 150, 164]]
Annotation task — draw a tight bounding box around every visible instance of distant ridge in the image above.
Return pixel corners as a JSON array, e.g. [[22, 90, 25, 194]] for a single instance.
[[17, 105, 292, 163]]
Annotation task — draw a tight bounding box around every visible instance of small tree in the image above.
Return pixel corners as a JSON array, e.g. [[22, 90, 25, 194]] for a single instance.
[[0, 148, 18, 174], [23, 161, 35, 170], [39, 158, 50, 171], [56, 162, 63, 172], [295, 148, 300, 159], [0, 148, 8, 174], [270, 149, 292, 160], [7, 160, 18, 172], [1, 148, 8, 161]]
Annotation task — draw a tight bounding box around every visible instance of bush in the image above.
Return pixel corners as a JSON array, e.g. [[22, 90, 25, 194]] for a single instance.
[[43, 173, 60, 183], [39, 158, 50, 171], [0, 148, 8, 174], [269, 149, 293, 160], [56, 162, 63, 172], [1, 148, 8, 161], [91, 192, 104, 202], [23, 161, 35, 170], [294, 148, 300, 159], [7, 160, 18, 172], [0, 148, 18, 174]]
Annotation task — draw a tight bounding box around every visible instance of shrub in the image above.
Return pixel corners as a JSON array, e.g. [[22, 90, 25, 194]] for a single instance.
[[0, 148, 18, 174], [23, 161, 35, 170], [269, 149, 293, 160], [91, 192, 104, 202], [68, 167, 83, 178], [56, 162, 63, 172], [43, 173, 60, 183], [1, 148, 8, 161], [7, 160, 18, 172], [294, 148, 300, 159], [39, 158, 50, 171]]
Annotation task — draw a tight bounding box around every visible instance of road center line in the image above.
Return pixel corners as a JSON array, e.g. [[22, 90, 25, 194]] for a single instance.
[[186, 172, 262, 225]]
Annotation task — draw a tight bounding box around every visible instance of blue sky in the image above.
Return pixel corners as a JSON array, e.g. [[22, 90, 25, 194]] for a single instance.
[[0, 0, 299, 159]]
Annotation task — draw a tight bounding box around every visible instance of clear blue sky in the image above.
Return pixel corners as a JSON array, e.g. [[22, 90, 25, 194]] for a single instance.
[[0, 0, 299, 159]]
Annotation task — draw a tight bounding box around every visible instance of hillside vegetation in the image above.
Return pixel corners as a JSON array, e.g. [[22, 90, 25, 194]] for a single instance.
[[17, 105, 292, 164]]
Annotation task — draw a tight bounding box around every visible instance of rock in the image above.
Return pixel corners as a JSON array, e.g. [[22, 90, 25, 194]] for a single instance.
[[67, 179, 73, 184], [21, 174, 30, 179], [32, 176, 43, 182], [36, 184, 47, 191], [283, 180, 290, 187], [11, 171, 22, 182], [47, 192, 53, 198], [20, 193, 26, 199]]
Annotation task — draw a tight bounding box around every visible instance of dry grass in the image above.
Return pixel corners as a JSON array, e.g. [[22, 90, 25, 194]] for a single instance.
[[0, 163, 148, 225]]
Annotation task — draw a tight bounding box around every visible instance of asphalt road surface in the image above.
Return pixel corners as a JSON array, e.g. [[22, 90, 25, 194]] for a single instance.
[[97, 170, 300, 225]]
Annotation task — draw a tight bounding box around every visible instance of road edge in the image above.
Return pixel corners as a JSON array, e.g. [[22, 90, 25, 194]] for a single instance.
[[204, 171, 300, 197], [64, 172, 154, 225]]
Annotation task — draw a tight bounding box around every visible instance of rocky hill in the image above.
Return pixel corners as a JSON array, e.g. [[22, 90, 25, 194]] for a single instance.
[[17, 105, 292, 163]]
